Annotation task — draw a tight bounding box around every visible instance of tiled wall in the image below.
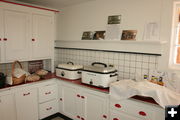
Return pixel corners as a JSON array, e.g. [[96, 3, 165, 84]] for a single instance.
[[55, 48, 159, 80]]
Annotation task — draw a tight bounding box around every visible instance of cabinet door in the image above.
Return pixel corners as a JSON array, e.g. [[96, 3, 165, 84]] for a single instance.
[[58, 83, 63, 113], [32, 13, 54, 60], [0, 5, 4, 63], [62, 85, 78, 119], [82, 92, 109, 120], [0, 94, 16, 120], [3, 9, 30, 62], [15, 88, 38, 120]]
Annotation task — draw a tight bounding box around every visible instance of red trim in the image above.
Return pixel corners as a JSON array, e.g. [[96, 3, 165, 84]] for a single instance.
[[0, 0, 60, 13]]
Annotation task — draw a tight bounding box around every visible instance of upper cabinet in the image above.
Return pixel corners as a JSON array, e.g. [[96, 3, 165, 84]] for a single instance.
[[3, 9, 30, 62], [0, 2, 55, 63], [31, 13, 54, 60]]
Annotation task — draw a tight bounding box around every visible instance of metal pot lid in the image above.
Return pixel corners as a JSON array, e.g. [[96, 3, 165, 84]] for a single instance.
[[57, 62, 83, 70], [83, 62, 117, 73]]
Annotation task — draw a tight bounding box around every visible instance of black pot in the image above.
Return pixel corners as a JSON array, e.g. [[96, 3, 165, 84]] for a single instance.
[[0, 72, 6, 88]]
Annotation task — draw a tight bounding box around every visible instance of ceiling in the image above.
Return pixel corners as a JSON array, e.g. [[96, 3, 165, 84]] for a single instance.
[[12, 0, 94, 9]]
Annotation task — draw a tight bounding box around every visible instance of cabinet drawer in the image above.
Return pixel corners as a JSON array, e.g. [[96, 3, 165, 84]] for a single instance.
[[39, 100, 58, 119], [110, 111, 144, 120], [39, 84, 58, 103], [110, 99, 154, 119]]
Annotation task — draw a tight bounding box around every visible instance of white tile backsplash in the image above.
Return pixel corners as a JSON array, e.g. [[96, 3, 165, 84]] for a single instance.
[[55, 48, 159, 80]]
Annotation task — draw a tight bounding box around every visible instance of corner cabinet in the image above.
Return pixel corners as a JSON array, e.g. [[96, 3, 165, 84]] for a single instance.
[[58, 81, 109, 120], [0, 2, 55, 63]]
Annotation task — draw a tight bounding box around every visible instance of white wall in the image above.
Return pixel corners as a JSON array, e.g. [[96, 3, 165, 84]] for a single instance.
[[57, 0, 162, 41], [56, 0, 178, 71]]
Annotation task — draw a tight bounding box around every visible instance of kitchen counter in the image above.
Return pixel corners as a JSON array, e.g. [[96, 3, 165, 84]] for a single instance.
[[0, 73, 158, 105]]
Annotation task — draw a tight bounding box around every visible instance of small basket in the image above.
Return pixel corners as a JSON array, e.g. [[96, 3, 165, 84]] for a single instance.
[[12, 61, 26, 85]]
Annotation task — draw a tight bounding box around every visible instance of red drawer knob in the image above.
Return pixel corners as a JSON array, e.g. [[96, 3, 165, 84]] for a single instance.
[[0, 38, 1, 41], [77, 115, 80, 118], [3, 38, 7, 41], [115, 104, 121, 108], [45, 92, 51, 95], [81, 96, 85, 99], [60, 98, 63, 101], [81, 117, 85, 120], [103, 115, 107, 118], [139, 111, 147, 116], [32, 38, 35, 41], [77, 94, 80, 97], [113, 118, 119, 120], [23, 92, 30, 96]]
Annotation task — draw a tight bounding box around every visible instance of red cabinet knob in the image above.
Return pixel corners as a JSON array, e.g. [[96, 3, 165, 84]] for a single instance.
[[60, 98, 63, 101], [115, 104, 121, 108], [113, 118, 119, 120], [0, 38, 1, 41], [3, 38, 7, 41], [46, 107, 52, 110], [103, 115, 107, 118], [45, 91, 51, 95], [77, 115, 80, 119], [23, 92, 30, 96], [139, 111, 147, 116], [81, 96, 85, 99], [81, 117, 85, 120], [32, 38, 35, 41], [77, 94, 80, 97]]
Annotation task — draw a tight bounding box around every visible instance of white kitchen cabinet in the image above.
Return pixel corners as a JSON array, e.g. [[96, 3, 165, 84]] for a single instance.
[[0, 94, 16, 120], [31, 13, 54, 60], [58, 82, 63, 113], [58, 81, 109, 120], [39, 84, 58, 103], [110, 98, 165, 120], [0, 5, 3, 63], [38, 83, 58, 119], [15, 88, 38, 120], [0, 1, 55, 63], [39, 99, 58, 119], [110, 111, 144, 120], [81, 91, 109, 120], [3, 8, 30, 62], [61, 84, 78, 119]]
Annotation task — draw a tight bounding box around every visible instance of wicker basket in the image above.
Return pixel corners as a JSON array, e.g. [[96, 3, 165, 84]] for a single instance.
[[12, 61, 26, 85]]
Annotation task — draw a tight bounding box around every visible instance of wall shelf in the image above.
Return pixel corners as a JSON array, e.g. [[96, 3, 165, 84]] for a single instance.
[[55, 40, 166, 55]]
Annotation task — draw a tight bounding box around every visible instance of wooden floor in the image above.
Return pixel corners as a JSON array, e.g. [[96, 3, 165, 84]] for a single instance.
[[51, 117, 64, 120]]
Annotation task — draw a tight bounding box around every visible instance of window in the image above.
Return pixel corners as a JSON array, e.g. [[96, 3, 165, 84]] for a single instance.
[[170, 2, 180, 69]]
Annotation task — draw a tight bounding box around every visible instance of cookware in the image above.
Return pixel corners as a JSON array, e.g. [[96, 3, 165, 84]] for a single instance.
[[56, 62, 83, 80], [0, 72, 6, 88], [81, 62, 118, 88]]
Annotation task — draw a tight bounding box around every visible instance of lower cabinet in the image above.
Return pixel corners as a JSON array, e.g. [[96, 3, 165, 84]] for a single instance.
[[58, 82, 109, 120], [81, 91, 109, 120], [61, 84, 79, 119], [39, 99, 58, 119], [38, 83, 58, 119], [0, 94, 16, 120], [110, 111, 144, 120], [110, 98, 165, 120], [15, 88, 38, 120]]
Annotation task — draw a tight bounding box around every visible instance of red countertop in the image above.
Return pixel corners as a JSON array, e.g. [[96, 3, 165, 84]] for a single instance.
[[0, 73, 158, 105]]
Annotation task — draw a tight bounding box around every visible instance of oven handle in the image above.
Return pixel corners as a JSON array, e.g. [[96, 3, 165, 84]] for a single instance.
[[92, 62, 107, 68], [110, 73, 118, 77]]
